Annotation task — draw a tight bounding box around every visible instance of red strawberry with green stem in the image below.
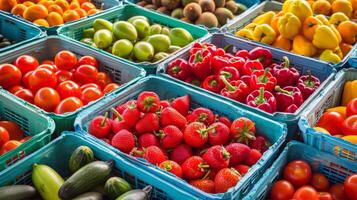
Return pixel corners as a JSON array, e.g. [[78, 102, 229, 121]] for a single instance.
[[89, 112, 111, 138], [249, 135, 270, 153], [225, 143, 251, 166], [111, 129, 136, 153], [159, 160, 183, 178], [202, 145, 230, 171], [214, 168, 242, 193], [244, 149, 262, 166], [122, 103, 141, 127], [115, 100, 137, 114], [111, 108, 130, 134], [170, 144, 193, 165], [208, 122, 230, 145], [171, 95, 190, 116], [189, 171, 215, 193], [160, 100, 171, 109], [157, 125, 183, 149], [160, 107, 187, 128], [133, 146, 168, 165], [187, 108, 215, 126], [137, 91, 160, 113], [234, 165, 250, 175], [135, 113, 160, 134], [230, 117, 256, 144], [138, 133, 160, 148], [183, 122, 216, 148], [217, 116, 232, 127], [181, 156, 210, 180]]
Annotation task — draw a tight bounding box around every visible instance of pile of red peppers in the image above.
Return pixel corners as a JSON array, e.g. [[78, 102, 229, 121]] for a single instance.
[[166, 43, 322, 114]]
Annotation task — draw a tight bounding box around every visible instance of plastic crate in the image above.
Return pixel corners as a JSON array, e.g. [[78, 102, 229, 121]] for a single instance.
[[0, 12, 44, 54], [57, 4, 209, 74], [124, 0, 259, 32], [298, 68, 357, 162], [74, 75, 287, 200], [224, 0, 357, 70], [0, 36, 145, 134], [0, 89, 55, 171], [348, 48, 357, 68], [157, 33, 336, 140], [0, 132, 199, 199], [243, 141, 357, 200]]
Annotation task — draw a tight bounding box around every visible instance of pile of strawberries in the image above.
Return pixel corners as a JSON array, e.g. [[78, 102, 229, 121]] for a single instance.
[[89, 91, 271, 194]]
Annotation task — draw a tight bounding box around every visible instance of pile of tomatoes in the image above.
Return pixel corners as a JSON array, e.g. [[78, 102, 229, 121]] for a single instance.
[[0, 51, 120, 114], [0, 120, 30, 156]]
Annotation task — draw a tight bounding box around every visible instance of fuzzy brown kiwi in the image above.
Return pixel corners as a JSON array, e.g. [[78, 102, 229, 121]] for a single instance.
[[215, 7, 234, 25], [224, 1, 238, 14], [195, 12, 218, 28], [161, 0, 181, 10], [157, 6, 171, 14], [181, 0, 199, 7], [198, 0, 215, 12], [171, 8, 184, 18], [152, 0, 161, 7], [183, 3, 202, 21], [214, 0, 225, 7]]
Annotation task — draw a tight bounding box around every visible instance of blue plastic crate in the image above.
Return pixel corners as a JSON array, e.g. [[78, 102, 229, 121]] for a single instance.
[[0, 12, 44, 53], [299, 68, 357, 162], [348, 48, 357, 68], [0, 132, 198, 199], [74, 75, 287, 200], [157, 33, 336, 140], [243, 141, 357, 200], [0, 36, 145, 134]]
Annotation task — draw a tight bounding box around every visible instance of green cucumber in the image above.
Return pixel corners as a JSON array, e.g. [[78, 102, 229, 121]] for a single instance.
[[72, 192, 104, 200], [104, 177, 132, 200], [69, 146, 95, 173], [32, 164, 64, 200], [0, 185, 37, 200], [59, 160, 114, 199], [116, 185, 152, 200]]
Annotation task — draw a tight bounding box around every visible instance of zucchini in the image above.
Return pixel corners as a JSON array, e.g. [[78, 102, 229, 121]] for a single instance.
[[116, 185, 152, 200], [72, 192, 104, 200], [69, 146, 95, 173], [104, 177, 132, 200], [59, 160, 114, 199], [32, 164, 64, 200], [0, 185, 37, 200]]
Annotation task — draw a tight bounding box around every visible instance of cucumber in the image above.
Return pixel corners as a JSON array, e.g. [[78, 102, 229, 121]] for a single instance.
[[72, 192, 104, 200], [32, 164, 64, 200], [59, 160, 114, 199], [0, 185, 37, 200], [104, 177, 132, 200], [116, 185, 152, 200], [69, 146, 95, 173]]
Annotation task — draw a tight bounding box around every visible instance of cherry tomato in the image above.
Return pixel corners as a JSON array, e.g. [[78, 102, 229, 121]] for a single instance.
[[55, 97, 83, 114], [0, 121, 24, 140], [56, 80, 81, 99], [77, 55, 98, 68], [293, 186, 319, 200], [103, 83, 120, 94], [22, 71, 32, 89], [80, 83, 100, 90], [270, 180, 295, 200], [0, 64, 22, 89], [283, 160, 312, 187], [329, 183, 348, 200], [74, 64, 98, 84], [37, 64, 58, 72], [8, 85, 24, 94], [41, 60, 55, 65], [55, 70, 73, 83], [28, 68, 57, 92], [14, 55, 39, 74], [54, 50, 77, 70], [344, 174, 357, 200], [20, 136, 32, 143], [14, 89, 34, 104], [341, 115, 357, 135], [95, 72, 112, 89], [311, 173, 330, 191], [317, 112, 345, 135], [0, 140, 22, 155], [346, 98, 357, 117], [80, 87, 103, 105], [319, 192, 333, 200], [34, 87, 61, 112], [0, 126, 10, 147]]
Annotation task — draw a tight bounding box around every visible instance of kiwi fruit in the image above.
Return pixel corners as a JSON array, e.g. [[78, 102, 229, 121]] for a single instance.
[[180, 17, 192, 23], [157, 6, 171, 14], [144, 4, 158, 9], [152, 0, 161, 7], [199, 0, 215, 12], [171, 8, 184, 18], [195, 12, 218, 28], [214, 0, 225, 7], [183, 3, 202, 21], [137, 1, 148, 6], [181, 0, 199, 7], [215, 7, 233, 25], [161, 0, 181, 10], [225, 1, 237, 14]]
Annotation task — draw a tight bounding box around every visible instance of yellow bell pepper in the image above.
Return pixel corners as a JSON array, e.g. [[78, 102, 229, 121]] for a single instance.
[[253, 11, 276, 25], [282, 0, 313, 22], [329, 12, 350, 26], [330, 25, 342, 43], [313, 127, 330, 134], [292, 35, 317, 56], [334, 47, 344, 59], [319, 49, 342, 63], [316, 14, 330, 25], [341, 80, 357, 105], [342, 135, 357, 144], [253, 24, 277, 45], [313, 25, 340, 49], [326, 106, 346, 118], [235, 29, 255, 40], [278, 12, 301, 39]]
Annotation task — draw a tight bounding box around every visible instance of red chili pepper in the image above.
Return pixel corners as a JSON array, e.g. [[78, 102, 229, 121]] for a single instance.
[[220, 75, 250, 102], [235, 50, 249, 60], [188, 49, 212, 80], [242, 60, 264, 76], [271, 56, 300, 87], [248, 47, 273, 67], [211, 56, 230, 75], [218, 67, 240, 85], [246, 87, 277, 113], [250, 68, 277, 92], [297, 70, 321, 100], [185, 76, 202, 87], [274, 86, 303, 113], [167, 58, 192, 80], [202, 75, 223, 93], [229, 57, 245, 73]]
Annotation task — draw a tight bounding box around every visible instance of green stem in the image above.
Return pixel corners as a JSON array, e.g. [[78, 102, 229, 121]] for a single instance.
[[171, 66, 181, 73], [275, 86, 292, 96], [304, 70, 315, 88], [255, 87, 266, 105], [258, 68, 269, 83], [220, 75, 236, 92], [194, 52, 203, 63], [282, 56, 290, 68], [221, 71, 232, 79], [100, 112, 108, 127], [111, 108, 123, 121]]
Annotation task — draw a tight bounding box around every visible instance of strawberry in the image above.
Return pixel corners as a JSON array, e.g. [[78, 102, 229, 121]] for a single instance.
[[111, 108, 130, 134], [137, 91, 160, 113], [230, 117, 256, 144], [249, 135, 270, 153], [190, 179, 215, 193], [217, 116, 232, 128], [171, 95, 190, 116], [115, 100, 137, 114], [138, 133, 160, 148], [244, 149, 262, 166], [135, 113, 160, 134], [159, 160, 183, 178], [170, 144, 193, 164], [187, 108, 215, 126], [160, 107, 187, 128], [157, 125, 183, 149], [181, 156, 210, 180], [208, 122, 230, 145], [202, 146, 230, 171], [214, 168, 241, 193], [234, 165, 250, 175], [122, 104, 141, 127], [142, 146, 168, 165], [160, 100, 171, 109], [111, 129, 136, 153], [89, 113, 111, 138], [183, 122, 215, 148], [225, 143, 251, 166]]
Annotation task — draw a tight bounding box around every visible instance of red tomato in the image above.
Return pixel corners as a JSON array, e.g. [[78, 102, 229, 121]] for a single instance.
[[80, 87, 103, 105], [270, 180, 295, 200], [329, 183, 348, 200], [103, 83, 120, 94], [293, 186, 319, 200], [14, 89, 34, 104], [0, 64, 22, 89], [8, 85, 24, 94], [344, 174, 357, 200], [0, 121, 24, 140], [34, 87, 61, 112], [319, 192, 333, 200], [0, 126, 10, 147], [37, 64, 58, 73], [0, 140, 22, 155], [54, 50, 78, 70], [56, 80, 81, 99], [14, 55, 39, 74], [341, 115, 357, 135], [55, 70, 73, 83], [80, 83, 100, 90], [95, 72, 112, 89], [41, 60, 55, 65], [55, 97, 83, 114], [317, 112, 345, 135], [28, 68, 57, 92], [311, 173, 330, 191], [74, 65, 98, 84], [346, 98, 357, 117], [283, 160, 312, 187], [22, 71, 32, 88], [77, 56, 99, 68]]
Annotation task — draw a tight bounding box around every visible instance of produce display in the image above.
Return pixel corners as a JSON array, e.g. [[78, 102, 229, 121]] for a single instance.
[[134, 0, 247, 28], [0, 145, 152, 200], [268, 159, 357, 200], [0, 34, 15, 49], [80, 15, 194, 63], [0, 52, 121, 114], [166, 42, 321, 113], [0, 120, 30, 156], [235, 0, 357, 63], [307, 0, 357, 18]]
